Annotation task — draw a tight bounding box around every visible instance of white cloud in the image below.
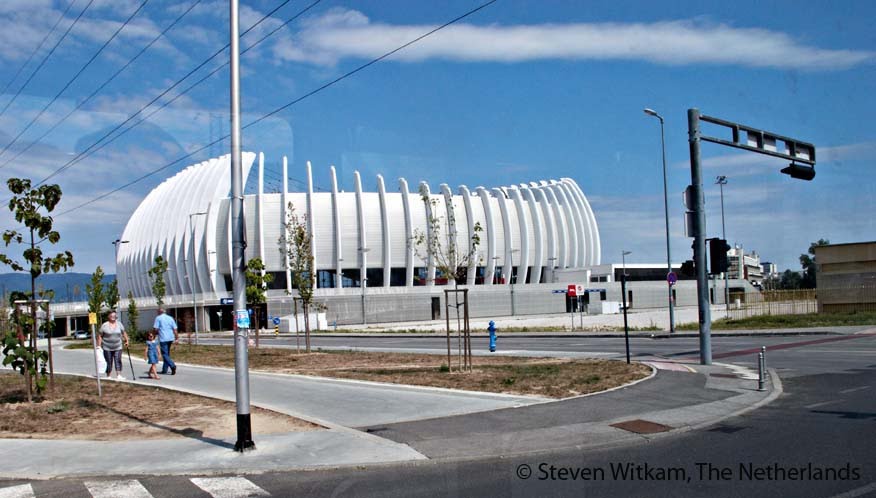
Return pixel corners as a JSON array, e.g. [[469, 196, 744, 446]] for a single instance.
[[272, 9, 874, 70]]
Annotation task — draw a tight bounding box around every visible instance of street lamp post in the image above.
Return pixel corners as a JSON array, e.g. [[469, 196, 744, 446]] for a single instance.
[[644, 108, 676, 335], [716, 176, 730, 314], [621, 250, 632, 363], [189, 212, 208, 344], [358, 247, 370, 325], [112, 239, 129, 323]]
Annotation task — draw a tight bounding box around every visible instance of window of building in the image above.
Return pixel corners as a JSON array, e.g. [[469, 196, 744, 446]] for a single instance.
[[390, 267, 406, 286], [366, 268, 384, 287], [267, 271, 287, 290], [413, 267, 427, 286], [317, 270, 335, 289], [341, 268, 361, 288]]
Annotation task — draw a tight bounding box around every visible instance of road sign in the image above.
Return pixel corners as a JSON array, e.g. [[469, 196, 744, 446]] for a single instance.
[[88, 312, 97, 325], [272, 316, 281, 326], [220, 297, 233, 305], [552, 289, 567, 294], [567, 284, 577, 297], [667, 272, 678, 285]]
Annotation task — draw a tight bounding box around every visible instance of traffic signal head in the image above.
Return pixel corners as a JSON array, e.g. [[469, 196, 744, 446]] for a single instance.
[[708, 238, 731, 275], [680, 260, 695, 278], [781, 162, 816, 181]]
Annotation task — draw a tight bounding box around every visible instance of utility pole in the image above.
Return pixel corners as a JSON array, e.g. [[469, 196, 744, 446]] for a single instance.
[[688, 109, 712, 365], [229, 0, 253, 453]]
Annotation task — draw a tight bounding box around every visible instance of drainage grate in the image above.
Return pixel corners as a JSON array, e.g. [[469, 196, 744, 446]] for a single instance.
[[611, 419, 673, 434], [710, 373, 740, 379]]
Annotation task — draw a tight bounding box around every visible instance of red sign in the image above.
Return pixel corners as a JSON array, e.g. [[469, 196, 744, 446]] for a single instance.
[[567, 284, 577, 297]]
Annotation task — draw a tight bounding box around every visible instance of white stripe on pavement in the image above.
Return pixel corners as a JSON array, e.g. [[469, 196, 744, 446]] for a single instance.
[[83, 480, 152, 498], [0, 484, 34, 498], [190, 477, 270, 498]]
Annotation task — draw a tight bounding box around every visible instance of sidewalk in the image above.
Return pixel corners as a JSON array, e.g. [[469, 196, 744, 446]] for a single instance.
[[1, 344, 780, 479]]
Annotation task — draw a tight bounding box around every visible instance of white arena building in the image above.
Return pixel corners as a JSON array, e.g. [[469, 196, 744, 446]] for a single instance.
[[116, 152, 604, 329]]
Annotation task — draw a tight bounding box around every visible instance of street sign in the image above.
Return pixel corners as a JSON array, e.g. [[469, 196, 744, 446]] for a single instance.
[[552, 290, 567, 294], [667, 272, 678, 285], [567, 284, 577, 297], [88, 312, 97, 325], [220, 297, 233, 305], [272, 316, 281, 326]]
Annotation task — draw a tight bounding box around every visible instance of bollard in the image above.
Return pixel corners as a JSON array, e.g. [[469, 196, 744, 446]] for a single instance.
[[757, 352, 766, 391], [488, 320, 497, 352]]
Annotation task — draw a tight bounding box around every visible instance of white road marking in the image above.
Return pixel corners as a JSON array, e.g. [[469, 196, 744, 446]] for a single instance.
[[715, 362, 760, 380], [805, 400, 841, 409], [0, 484, 34, 498], [839, 386, 871, 394], [190, 477, 270, 498], [83, 480, 152, 498]]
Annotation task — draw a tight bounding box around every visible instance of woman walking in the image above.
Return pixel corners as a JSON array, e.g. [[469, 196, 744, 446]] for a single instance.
[[97, 311, 130, 379]]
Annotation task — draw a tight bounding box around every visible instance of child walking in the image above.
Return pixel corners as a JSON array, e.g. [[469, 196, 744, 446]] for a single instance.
[[144, 330, 161, 380]]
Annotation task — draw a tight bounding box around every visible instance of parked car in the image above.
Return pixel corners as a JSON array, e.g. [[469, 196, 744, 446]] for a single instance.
[[72, 330, 90, 340]]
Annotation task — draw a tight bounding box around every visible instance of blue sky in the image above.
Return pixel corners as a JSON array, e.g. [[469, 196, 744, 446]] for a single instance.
[[0, 0, 873, 275]]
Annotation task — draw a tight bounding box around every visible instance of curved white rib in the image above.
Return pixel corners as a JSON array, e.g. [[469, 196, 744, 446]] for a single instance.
[[476, 187, 496, 286]]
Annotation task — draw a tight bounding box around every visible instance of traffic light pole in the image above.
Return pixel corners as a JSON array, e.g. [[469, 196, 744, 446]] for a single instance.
[[687, 108, 816, 366], [688, 109, 712, 365]]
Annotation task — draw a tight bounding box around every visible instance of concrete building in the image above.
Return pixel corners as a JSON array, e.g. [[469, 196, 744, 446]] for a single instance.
[[728, 246, 764, 286], [814, 241, 876, 313], [113, 153, 605, 328]]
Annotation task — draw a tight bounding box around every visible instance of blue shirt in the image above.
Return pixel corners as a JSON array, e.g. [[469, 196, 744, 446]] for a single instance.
[[153, 313, 178, 342]]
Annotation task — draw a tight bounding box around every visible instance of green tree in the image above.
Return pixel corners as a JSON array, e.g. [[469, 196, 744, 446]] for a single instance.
[[148, 255, 168, 307], [0, 178, 73, 401], [282, 205, 315, 353], [86, 266, 106, 319], [412, 185, 483, 371], [245, 257, 274, 348], [126, 291, 141, 341], [800, 239, 829, 289], [106, 279, 119, 313]]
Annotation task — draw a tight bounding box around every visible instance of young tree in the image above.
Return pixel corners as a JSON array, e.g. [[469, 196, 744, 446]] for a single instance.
[[412, 185, 483, 371], [106, 279, 119, 313], [126, 291, 141, 341], [800, 239, 829, 289], [148, 255, 168, 307], [0, 178, 73, 401], [282, 205, 315, 353], [86, 266, 106, 319], [245, 257, 274, 348]]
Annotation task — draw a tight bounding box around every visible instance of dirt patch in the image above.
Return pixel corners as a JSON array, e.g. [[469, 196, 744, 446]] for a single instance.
[[0, 373, 319, 441], [165, 345, 650, 398]]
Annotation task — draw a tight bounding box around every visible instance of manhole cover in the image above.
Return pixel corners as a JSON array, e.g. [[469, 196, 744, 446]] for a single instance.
[[611, 419, 673, 434], [710, 373, 740, 379]]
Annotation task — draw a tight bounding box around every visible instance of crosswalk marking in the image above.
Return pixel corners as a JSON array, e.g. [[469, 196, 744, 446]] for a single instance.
[[0, 484, 34, 498], [190, 477, 270, 498], [83, 480, 152, 498]]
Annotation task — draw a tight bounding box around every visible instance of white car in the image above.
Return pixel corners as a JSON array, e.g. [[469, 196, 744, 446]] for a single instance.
[[72, 330, 90, 340]]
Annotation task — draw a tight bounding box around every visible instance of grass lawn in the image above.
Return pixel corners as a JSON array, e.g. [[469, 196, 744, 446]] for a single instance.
[[0, 372, 317, 440], [65, 344, 650, 399], [677, 311, 876, 330]]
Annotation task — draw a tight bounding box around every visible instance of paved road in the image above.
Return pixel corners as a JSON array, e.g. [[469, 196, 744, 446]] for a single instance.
[[203, 330, 876, 377]]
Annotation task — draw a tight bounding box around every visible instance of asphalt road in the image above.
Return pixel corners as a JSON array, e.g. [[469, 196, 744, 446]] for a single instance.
[[5, 332, 875, 497]]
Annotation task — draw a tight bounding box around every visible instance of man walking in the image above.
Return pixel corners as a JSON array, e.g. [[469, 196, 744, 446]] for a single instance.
[[153, 308, 179, 375]]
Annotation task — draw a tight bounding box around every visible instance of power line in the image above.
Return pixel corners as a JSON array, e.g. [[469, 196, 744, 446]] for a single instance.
[[0, 0, 96, 118], [51, 0, 497, 219], [21, 0, 298, 188], [0, 0, 150, 161], [0, 0, 79, 100], [0, 0, 202, 170], [29, 0, 321, 187]]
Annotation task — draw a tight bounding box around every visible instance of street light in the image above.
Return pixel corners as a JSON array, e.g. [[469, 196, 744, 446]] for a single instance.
[[358, 247, 370, 325], [112, 239, 129, 325], [189, 212, 208, 344], [644, 108, 676, 335], [715, 176, 729, 314]]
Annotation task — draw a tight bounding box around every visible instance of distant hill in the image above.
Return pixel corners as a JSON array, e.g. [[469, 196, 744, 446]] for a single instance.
[[0, 273, 116, 302]]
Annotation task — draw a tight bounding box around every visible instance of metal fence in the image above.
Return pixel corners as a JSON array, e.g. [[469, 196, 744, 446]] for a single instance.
[[727, 286, 876, 320]]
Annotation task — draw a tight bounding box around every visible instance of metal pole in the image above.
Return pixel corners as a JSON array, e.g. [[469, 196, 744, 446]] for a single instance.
[[90, 321, 101, 397], [622, 271, 630, 364], [718, 177, 730, 315], [757, 351, 765, 391], [659, 118, 676, 335], [510, 250, 516, 316], [190, 215, 198, 345], [688, 108, 712, 365], [229, 0, 253, 453]]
